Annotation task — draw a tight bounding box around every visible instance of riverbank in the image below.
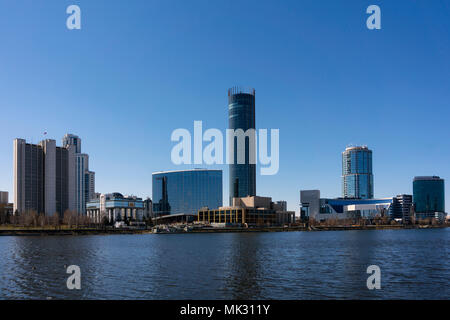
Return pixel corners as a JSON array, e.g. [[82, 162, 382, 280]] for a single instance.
[[0, 224, 447, 236], [0, 227, 148, 236], [168, 224, 448, 234]]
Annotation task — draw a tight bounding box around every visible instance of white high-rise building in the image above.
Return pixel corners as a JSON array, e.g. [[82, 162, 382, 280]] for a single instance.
[[62, 134, 95, 214]]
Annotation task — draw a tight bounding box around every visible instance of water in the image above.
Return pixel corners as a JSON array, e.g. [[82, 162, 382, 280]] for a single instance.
[[0, 228, 448, 299]]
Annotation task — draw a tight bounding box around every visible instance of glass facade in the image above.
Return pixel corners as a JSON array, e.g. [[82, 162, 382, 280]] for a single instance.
[[228, 87, 256, 204], [152, 169, 223, 216], [413, 176, 445, 213], [342, 146, 373, 199]]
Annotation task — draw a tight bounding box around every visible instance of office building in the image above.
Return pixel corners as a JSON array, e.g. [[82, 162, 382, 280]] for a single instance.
[[228, 87, 256, 204], [62, 134, 96, 214], [342, 145, 374, 199], [391, 194, 413, 222], [86, 193, 145, 223], [413, 176, 445, 220], [152, 169, 222, 216], [198, 196, 295, 226], [144, 198, 153, 218], [13, 138, 76, 216], [300, 189, 393, 222], [0, 191, 8, 204]]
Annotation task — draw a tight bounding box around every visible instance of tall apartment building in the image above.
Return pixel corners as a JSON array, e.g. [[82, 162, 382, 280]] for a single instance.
[[85, 170, 95, 204], [13, 138, 76, 216], [62, 134, 96, 214]]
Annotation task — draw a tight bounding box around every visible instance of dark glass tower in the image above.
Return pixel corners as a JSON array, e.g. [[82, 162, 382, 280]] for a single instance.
[[228, 87, 256, 204], [413, 176, 445, 214]]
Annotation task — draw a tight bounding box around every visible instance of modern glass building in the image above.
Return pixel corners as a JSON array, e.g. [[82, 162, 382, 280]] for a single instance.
[[152, 169, 223, 216], [342, 146, 374, 199], [413, 176, 445, 214], [300, 190, 393, 222], [228, 87, 256, 204]]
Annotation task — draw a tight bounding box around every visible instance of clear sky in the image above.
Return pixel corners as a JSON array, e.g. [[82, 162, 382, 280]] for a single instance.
[[0, 0, 449, 214]]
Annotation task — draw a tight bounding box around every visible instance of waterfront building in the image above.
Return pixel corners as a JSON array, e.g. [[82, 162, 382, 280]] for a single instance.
[[300, 189, 393, 222], [86, 193, 146, 223], [144, 197, 153, 218], [413, 176, 445, 220], [0, 191, 8, 204], [62, 134, 96, 214], [152, 169, 222, 216], [13, 138, 76, 216], [228, 87, 256, 204], [85, 171, 96, 203], [274, 200, 287, 211], [198, 196, 295, 226], [342, 146, 374, 199], [391, 194, 413, 222]]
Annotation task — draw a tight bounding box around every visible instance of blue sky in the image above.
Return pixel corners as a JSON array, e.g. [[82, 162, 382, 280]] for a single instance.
[[0, 0, 449, 214]]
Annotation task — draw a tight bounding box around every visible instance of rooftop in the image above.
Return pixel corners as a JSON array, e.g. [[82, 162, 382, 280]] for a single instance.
[[152, 168, 222, 175]]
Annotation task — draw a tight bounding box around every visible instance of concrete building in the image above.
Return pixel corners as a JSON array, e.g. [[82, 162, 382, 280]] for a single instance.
[[85, 171, 96, 203], [0, 191, 8, 204], [274, 200, 287, 212], [300, 189, 393, 222], [228, 87, 256, 204], [144, 197, 153, 218], [62, 134, 96, 214], [342, 146, 374, 199], [13, 138, 76, 216], [198, 196, 295, 226], [86, 193, 146, 223]]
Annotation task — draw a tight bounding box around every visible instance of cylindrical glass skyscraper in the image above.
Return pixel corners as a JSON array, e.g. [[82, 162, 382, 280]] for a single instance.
[[342, 146, 374, 199], [228, 87, 256, 204]]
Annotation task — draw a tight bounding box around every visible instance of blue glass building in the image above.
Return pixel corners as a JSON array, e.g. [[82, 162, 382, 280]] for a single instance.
[[228, 87, 256, 204], [413, 176, 445, 214], [342, 146, 374, 199], [152, 169, 223, 216]]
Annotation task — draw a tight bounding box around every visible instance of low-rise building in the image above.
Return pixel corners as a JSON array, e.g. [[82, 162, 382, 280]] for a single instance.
[[300, 190, 393, 222], [86, 193, 146, 223], [198, 196, 295, 226]]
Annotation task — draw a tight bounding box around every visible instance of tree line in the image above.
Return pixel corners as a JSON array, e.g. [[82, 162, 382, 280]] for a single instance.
[[0, 206, 97, 228]]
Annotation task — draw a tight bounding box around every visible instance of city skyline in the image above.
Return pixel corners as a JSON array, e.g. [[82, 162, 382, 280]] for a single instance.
[[0, 1, 449, 214]]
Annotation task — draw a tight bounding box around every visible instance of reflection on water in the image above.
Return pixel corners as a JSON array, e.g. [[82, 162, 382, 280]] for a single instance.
[[0, 229, 448, 299]]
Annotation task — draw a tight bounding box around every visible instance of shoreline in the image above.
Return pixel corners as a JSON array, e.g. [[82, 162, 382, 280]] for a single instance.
[[0, 224, 447, 236]]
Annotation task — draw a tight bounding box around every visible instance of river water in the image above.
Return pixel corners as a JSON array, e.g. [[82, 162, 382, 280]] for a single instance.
[[0, 228, 448, 299]]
